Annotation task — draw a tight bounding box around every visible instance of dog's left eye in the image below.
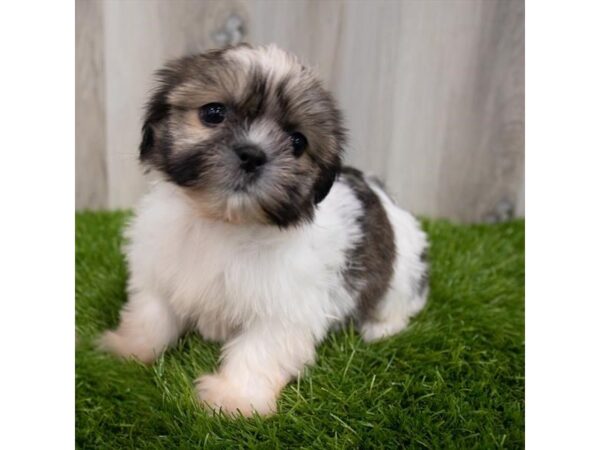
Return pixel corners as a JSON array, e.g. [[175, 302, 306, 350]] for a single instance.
[[289, 132, 308, 157], [199, 103, 226, 125]]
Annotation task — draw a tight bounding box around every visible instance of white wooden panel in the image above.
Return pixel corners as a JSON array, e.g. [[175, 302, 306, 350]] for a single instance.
[[75, 0, 106, 209], [75, 0, 524, 222], [246, 0, 524, 221]]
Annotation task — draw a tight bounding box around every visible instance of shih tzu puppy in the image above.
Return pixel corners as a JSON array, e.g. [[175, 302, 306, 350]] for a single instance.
[[100, 44, 429, 417]]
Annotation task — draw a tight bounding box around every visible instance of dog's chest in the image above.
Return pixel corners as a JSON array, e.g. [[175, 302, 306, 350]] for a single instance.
[[129, 181, 364, 325], [156, 218, 319, 321]]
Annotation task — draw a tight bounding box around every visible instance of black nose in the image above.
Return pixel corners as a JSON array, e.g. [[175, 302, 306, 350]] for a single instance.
[[233, 145, 267, 172]]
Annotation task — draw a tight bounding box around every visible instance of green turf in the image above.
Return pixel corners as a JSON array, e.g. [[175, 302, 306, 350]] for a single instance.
[[76, 211, 524, 449]]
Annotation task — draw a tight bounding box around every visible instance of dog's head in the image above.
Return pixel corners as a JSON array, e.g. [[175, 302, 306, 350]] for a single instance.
[[140, 44, 346, 227]]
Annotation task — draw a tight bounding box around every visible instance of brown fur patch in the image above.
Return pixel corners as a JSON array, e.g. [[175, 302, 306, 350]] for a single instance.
[[340, 167, 396, 321]]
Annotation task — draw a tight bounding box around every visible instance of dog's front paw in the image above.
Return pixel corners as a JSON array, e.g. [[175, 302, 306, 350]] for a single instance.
[[97, 330, 161, 364], [195, 373, 277, 417]]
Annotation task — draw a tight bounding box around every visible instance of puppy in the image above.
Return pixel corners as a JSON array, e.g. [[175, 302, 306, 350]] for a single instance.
[[99, 44, 429, 417]]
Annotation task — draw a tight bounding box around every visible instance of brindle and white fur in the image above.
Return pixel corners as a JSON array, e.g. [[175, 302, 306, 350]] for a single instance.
[[99, 44, 429, 417]]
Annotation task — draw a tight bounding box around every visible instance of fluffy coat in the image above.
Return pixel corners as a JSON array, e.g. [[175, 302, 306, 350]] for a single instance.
[[100, 44, 428, 416]]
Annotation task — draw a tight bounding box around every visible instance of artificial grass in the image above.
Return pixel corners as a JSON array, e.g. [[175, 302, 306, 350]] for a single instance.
[[76, 211, 524, 449]]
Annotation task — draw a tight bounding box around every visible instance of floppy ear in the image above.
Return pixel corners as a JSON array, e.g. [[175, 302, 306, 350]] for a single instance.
[[140, 121, 156, 161], [313, 159, 340, 204], [312, 98, 346, 204], [139, 58, 189, 162], [139, 88, 170, 162]]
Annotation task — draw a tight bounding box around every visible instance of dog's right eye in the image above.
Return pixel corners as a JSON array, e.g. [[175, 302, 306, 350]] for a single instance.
[[199, 103, 227, 125]]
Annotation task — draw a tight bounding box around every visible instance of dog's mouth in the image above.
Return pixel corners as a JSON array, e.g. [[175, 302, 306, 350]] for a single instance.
[[182, 163, 307, 227], [222, 191, 270, 224], [232, 170, 262, 193], [183, 178, 270, 225]]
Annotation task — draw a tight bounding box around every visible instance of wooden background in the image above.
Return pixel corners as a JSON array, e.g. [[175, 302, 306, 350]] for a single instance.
[[76, 0, 524, 222]]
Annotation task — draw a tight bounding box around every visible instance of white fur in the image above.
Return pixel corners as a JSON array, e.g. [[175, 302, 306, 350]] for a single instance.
[[100, 178, 427, 416], [226, 44, 306, 86]]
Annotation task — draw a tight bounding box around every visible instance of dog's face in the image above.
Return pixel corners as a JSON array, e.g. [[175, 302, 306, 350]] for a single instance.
[[140, 44, 345, 227]]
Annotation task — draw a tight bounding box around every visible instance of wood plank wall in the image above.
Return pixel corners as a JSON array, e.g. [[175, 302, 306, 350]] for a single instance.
[[75, 0, 524, 222]]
